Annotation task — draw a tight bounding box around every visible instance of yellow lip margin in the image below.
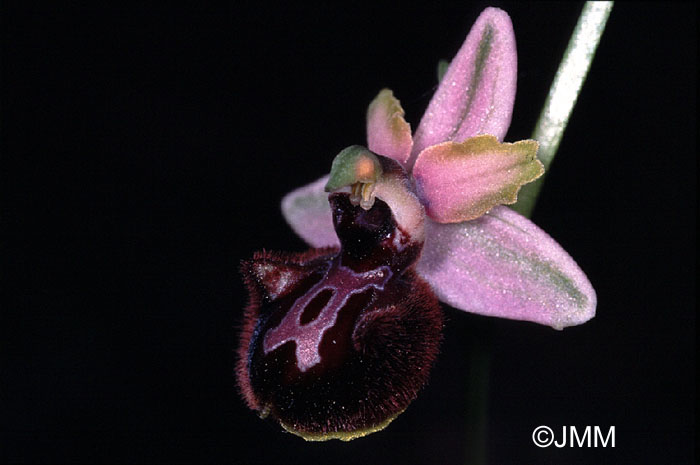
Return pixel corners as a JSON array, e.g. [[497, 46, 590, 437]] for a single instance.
[[277, 409, 405, 442]]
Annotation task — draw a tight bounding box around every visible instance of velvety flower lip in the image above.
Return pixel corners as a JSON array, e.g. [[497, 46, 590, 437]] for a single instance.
[[240, 155, 440, 441], [282, 7, 596, 330]]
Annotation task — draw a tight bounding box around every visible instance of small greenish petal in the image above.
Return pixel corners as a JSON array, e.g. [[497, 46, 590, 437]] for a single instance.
[[412, 135, 543, 223], [366, 89, 413, 167]]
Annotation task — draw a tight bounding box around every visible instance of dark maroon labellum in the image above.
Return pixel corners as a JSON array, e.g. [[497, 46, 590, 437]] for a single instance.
[[237, 193, 442, 441]]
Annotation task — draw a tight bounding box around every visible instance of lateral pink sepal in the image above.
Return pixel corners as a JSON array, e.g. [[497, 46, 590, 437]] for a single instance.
[[416, 206, 596, 330], [281, 175, 340, 248]]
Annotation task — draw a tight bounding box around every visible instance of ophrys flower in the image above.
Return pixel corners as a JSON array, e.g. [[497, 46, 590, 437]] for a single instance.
[[237, 7, 596, 441]]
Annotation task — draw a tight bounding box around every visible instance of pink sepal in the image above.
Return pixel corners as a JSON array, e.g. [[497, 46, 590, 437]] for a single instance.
[[416, 206, 596, 330], [410, 7, 518, 167], [280, 175, 340, 248]]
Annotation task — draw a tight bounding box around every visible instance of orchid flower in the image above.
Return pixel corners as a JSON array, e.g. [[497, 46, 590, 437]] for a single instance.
[[237, 7, 596, 441]]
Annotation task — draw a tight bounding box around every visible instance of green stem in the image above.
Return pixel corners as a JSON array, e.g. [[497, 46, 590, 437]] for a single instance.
[[464, 328, 491, 465], [512, 1, 613, 217]]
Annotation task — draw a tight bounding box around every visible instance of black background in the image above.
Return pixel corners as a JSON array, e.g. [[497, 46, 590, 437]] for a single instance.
[[2, 2, 695, 464]]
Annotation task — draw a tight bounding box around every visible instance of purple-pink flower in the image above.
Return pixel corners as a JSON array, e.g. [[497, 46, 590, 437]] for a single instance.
[[282, 7, 596, 330], [238, 7, 596, 441]]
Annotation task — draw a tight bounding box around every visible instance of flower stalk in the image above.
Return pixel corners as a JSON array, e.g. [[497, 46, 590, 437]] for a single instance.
[[513, 1, 614, 217]]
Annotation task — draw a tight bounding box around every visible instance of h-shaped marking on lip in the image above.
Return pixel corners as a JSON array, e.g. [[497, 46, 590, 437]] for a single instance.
[[263, 263, 392, 372]]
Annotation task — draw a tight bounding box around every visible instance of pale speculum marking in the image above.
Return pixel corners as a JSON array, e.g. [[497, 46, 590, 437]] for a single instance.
[[263, 262, 392, 372]]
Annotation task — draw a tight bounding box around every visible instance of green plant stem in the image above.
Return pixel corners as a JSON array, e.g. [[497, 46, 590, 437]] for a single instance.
[[512, 1, 613, 217], [464, 328, 491, 465]]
